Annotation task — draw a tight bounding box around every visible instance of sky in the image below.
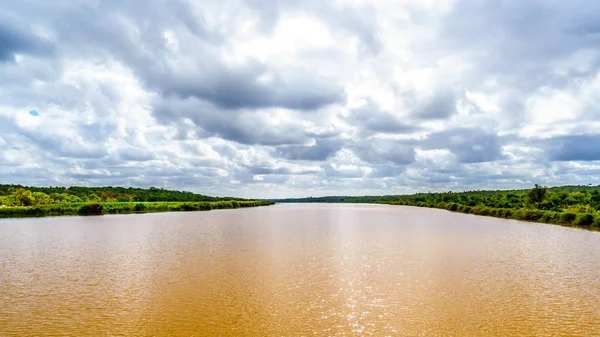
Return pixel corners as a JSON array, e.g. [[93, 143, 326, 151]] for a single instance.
[[1, 0, 600, 198]]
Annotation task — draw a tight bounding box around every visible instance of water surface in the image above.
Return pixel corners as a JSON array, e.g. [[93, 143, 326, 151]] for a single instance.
[[1, 204, 599, 336]]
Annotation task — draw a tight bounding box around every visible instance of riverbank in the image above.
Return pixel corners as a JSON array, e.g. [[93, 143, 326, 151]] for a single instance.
[[0, 200, 274, 219], [388, 200, 600, 229], [275, 185, 600, 230]]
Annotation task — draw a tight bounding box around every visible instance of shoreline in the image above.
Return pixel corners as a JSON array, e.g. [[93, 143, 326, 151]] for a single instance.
[[274, 201, 600, 231], [0, 200, 274, 219], [385, 201, 600, 230]]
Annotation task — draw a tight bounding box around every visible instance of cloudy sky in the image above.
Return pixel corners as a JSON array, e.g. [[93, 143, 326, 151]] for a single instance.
[[1, 0, 600, 198]]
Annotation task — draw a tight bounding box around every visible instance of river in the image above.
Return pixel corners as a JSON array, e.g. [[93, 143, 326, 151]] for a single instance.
[[1, 204, 599, 336]]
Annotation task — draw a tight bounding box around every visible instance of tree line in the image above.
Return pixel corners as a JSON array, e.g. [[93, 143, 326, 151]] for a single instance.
[[0, 200, 274, 218], [0, 184, 239, 207], [275, 184, 600, 228]]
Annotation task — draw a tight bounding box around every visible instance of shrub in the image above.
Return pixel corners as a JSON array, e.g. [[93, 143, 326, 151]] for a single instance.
[[198, 202, 212, 210], [133, 203, 147, 212], [520, 210, 542, 221], [78, 203, 104, 215], [592, 215, 600, 228], [181, 203, 196, 211], [497, 209, 512, 218], [448, 203, 458, 211], [560, 212, 577, 224], [575, 213, 595, 226], [472, 206, 491, 216], [540, 211, 556, 223]]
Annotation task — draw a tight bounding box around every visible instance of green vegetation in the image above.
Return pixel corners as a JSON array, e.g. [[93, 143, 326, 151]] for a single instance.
[[276, 185, 600, 229], [0, 200, 272, 218], [0, 184, 238, 204], [0, 185, 272, 218]]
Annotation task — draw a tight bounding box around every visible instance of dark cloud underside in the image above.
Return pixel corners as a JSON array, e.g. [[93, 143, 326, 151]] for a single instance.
[[0, 0, 599, 198]]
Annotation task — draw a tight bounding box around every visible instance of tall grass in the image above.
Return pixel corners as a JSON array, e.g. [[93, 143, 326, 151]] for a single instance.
[[0, 200, 273, 218]]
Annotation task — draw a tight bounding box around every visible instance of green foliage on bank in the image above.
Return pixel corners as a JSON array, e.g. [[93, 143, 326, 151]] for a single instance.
[[0, 184, 272, 218], [0, 184, 241, 206], [276, 184, 600, 228], [0, 200, 273, 218], [387, 200, 600, 228]]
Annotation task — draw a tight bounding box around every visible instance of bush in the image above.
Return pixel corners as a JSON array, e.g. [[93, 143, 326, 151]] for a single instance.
[[472, 206, 491, 216], [519, 210, 542, 221], [560, 212, 577, 224], [448, 203, 458, 211], [78, 203, 104, 215], [133, 203, 147, 212], [540, 211, 556, 223], [181, 203, 196, 211], [593, 215, 600, 228], [497, 209, 512, 219], [575, 213, 595, 226]]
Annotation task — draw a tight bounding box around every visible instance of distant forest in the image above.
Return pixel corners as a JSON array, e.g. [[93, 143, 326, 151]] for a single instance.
[[0, 184, 236, 207], [276, 185, 600, 228], [275, 185, 600, 209]]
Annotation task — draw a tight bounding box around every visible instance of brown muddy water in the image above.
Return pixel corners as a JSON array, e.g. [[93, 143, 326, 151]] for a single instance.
[[1, 203, 599, 336]]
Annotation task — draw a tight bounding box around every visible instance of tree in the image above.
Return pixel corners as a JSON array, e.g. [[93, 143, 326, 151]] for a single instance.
[[67, 195, 83, 203], [0, 195, 17, 206], [13, 188, 34, 206], [50, 193, 70, 204], [527, 184, 548, 206], [100, 191, 117, 202], [117, 194, 134, 202], [441, 193, 452, 202], [591, 190, 600, 210], [87, 194, 100, 202], [32, 192, 52, 205]]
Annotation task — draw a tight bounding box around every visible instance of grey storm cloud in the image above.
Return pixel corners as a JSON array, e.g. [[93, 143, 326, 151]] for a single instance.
[[0, 20, 53, 61], [154, 97, 313, 146], [350, 99, 420, 134], [154, 62, 346, 111], [411, 91, 458, 120], [1, 0, 600, 198], [352, 138, 416, 166], [540, 134, 600, 162], [423, 128, 505, 164], [277, 138, 344, 161]]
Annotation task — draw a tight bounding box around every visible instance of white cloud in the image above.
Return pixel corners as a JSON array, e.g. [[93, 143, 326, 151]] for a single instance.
[[1, 0, 600, 197]]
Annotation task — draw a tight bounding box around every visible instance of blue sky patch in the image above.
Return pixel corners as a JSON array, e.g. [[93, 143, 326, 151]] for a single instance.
[[28, 110, 39, 117]]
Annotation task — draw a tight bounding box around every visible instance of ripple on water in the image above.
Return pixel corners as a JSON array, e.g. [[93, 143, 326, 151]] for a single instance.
[[0, 204, 599, 336]]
